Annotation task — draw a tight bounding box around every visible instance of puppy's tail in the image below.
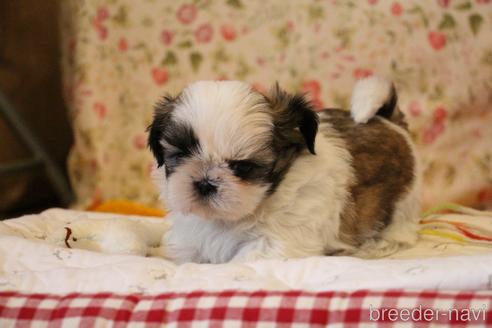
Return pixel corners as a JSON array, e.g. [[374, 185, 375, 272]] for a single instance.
[[350, 76, 404, 126]]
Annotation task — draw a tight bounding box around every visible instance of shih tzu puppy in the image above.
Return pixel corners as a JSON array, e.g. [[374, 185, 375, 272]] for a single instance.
[[148, 76, 420, 264]]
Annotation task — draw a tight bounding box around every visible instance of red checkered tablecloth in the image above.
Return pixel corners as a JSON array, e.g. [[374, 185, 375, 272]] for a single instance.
[[1, 290, 491, 327]]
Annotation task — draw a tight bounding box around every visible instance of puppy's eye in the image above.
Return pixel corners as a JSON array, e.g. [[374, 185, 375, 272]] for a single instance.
[[229, 160, 258, 176], [167, 151, 184, 161]]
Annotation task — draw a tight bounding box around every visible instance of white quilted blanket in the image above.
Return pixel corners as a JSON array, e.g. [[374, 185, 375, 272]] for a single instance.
[[0, 209, 491, 294]]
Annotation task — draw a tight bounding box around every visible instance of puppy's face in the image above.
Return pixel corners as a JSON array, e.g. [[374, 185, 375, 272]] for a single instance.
[[148, 81, 318, 221]]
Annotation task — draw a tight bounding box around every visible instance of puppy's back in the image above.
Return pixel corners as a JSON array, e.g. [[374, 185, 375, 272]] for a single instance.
[[319, 109, 416, 247]]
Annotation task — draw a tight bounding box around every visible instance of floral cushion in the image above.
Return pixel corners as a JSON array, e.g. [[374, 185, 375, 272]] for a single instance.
[[60, 0, 492, 210]]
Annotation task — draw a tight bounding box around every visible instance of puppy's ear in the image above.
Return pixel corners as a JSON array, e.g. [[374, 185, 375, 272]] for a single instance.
[[267, 83, 319, 154], [147, 95, 175, 167]]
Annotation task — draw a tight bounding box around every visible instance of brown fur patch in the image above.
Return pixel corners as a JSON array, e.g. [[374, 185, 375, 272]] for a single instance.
[[320, 109, 415, 246]]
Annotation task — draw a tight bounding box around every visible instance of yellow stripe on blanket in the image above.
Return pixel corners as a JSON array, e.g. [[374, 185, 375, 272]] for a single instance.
[[418, 203, 492, 246], [419, 229, 467, 243]]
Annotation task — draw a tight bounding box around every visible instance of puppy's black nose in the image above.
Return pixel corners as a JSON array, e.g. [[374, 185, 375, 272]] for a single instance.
[[193, 179, 217, 197]]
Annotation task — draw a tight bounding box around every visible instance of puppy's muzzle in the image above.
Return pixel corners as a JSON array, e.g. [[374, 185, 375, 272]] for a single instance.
[[193, 179, 217, 197]]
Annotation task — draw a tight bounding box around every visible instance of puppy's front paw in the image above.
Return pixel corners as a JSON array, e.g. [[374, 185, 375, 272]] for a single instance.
[[352, 239, 411, 259], [230, 238, 284, 263], [49, 219, 154, 256]]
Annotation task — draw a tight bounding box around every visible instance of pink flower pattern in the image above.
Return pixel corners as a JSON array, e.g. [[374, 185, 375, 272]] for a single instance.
[[60, 0, 492, 209], [428, 31, 447, 51], [194, 24, 213, 43], [437, 0, 450, 8], [118, 38, 128, 52], [220, 24, 236, 42], [160, 30, 174, 46], [176, 4, 197, 25], [93, 102, 107, 120], [133, 135, 146, 150], [391, 2, 403, 16], [151, 68, 169, 86]]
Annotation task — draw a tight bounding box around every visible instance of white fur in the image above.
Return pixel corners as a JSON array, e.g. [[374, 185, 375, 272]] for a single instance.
[[174, 81, 272, 159], [160, 81, 273, 222], [162, 118, 420, 263], [153, 80, 420, 264], [161, 133, 356, 264], [351, 76, 393, 124], [63, 80, 420, 264]]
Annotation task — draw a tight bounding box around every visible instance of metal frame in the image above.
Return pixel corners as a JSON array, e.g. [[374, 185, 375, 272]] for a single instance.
[[0, 90, 73, 206]]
